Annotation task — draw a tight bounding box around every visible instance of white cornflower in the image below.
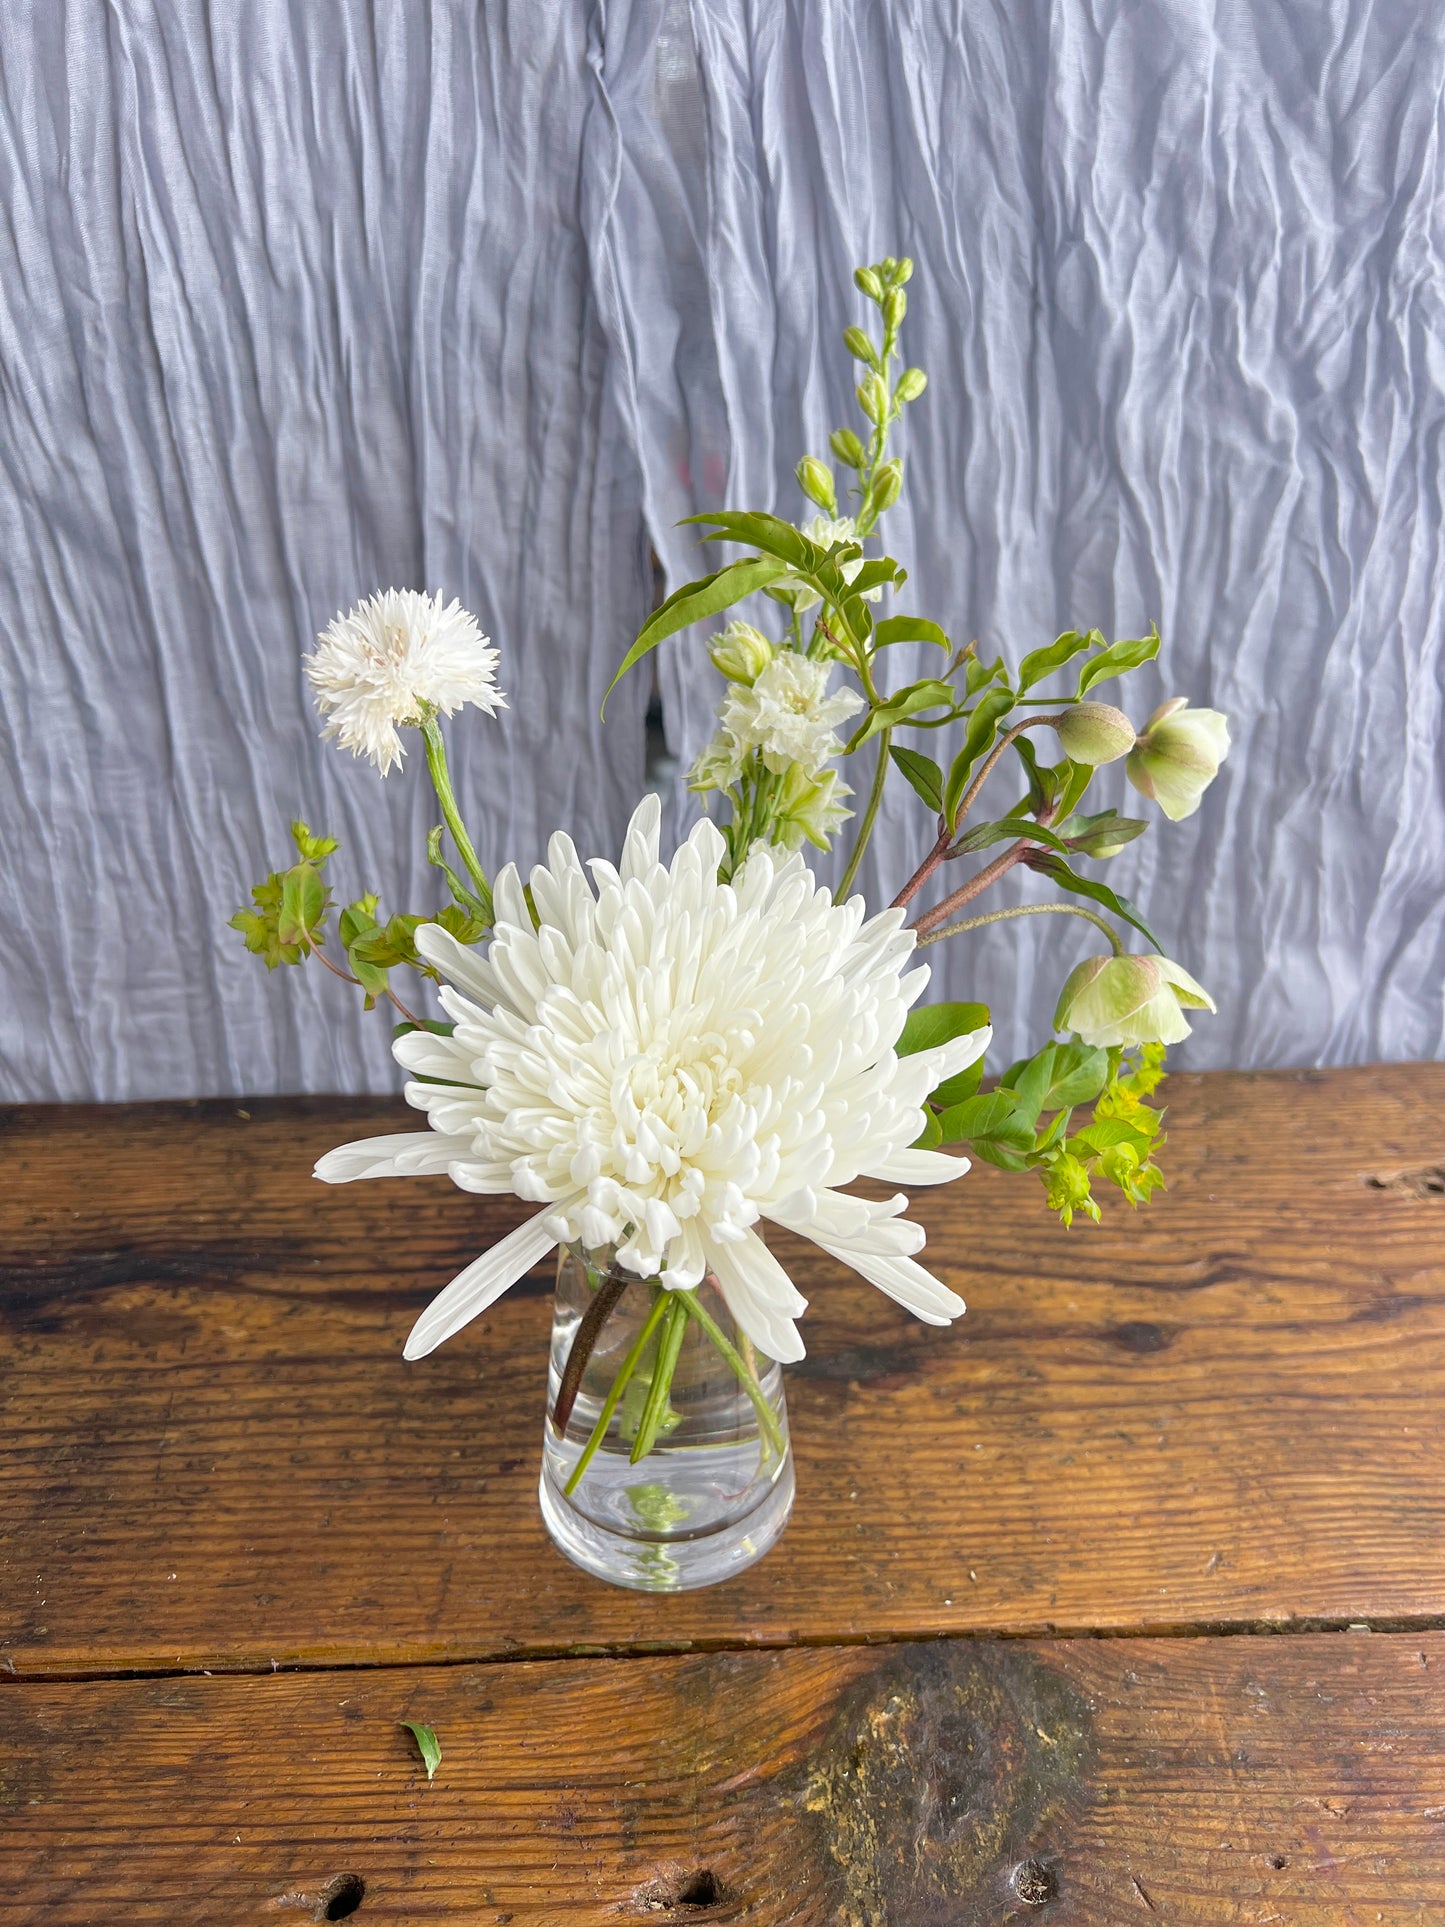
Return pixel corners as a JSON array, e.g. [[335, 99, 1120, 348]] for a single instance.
[[718, 652, 863, 776], [316, 795, 989, 1366], [789, 515, 886, 614], [304, 588, 505, 774]]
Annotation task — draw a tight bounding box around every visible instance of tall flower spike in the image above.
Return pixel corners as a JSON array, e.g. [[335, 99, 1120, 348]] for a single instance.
[[315, 794, 990, 1365], [305, 588, 505, 774]]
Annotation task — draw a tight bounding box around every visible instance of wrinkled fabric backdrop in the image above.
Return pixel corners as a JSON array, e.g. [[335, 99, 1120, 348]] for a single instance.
[[1, 0, 1442, 1101]]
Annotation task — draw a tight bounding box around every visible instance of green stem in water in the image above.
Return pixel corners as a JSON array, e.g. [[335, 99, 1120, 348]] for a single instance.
[[563, 1286, 670, 1496], [630, 1292, 691, 1464], [837, 727, 891, 898], [680, 1290, 785, 1464], [420, 714, 493, 924], [916, 900, 1125, 951]]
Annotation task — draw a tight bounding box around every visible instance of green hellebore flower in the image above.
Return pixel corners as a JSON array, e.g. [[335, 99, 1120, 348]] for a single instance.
[[1126, 699, 1231, 821], [1053, 701, 1136, 766], [1054, 953, 1216, 1048], [708, 620, 774, 686]]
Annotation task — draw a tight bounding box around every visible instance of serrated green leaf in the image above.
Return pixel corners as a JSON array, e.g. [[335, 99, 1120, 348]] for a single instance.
[[888, 745, 944, 812], [1076, 623, 1160, 697], [949, 815, 1075, 858], [1054, 809, 1150, 858], [846, 679, 956, 752], [1021, 851, 1163, 950], [943, 687, 1017, 827], [1017, 629, 1097, 692], [897, 1001, 991, 1059], [603, 557, 788, 712], [874, 615, 950, 651], [400, 1721, 441, 1781]]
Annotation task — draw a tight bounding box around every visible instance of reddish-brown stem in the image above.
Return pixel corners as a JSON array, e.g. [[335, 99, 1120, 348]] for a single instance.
[[553, 1271, 631, 1433], [890, 821, 952, 910], [310, 938, 426, 1028], [952, 713, 1062, 828], [911, 842, 1031, 935]]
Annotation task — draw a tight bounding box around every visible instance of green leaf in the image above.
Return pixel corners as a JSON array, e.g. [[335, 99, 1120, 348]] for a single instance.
[[1017, 629, 1097, 692], [434, 901, 488, 945], [290, 821, 339, 863], [1021, 851, 1164, 950], [603, 557, 788, 711], [848, 557, 904, 596], [963, 651, 1008, 697], [1041, 1042, 1111, 1110], [1070, 1117, 1155, 1157], [400, 1722, 441, 1782], [931, 1056, 986, 1108], [338, 895, 380, 950], [1076, 623, 1161, 697], [938, 1091, 1036, 1166], [943, 688, 1017, 826], [1011, 734, 1058, 815], [845, 679, 956, 752], [427, 825, 490, 920], [897, 1001, 991, 1059], [911, 1108, 944, 1151], [1054, 809, 1150, 858], [1009, 1047, 1057, 1125], [874, 615, 950, 651], [276, 863, 325, 947], [948, 815, 1075, 858], [888, 745, 944, 813], [393, 1018, 456, 1040], [685, 510, 825, 572]]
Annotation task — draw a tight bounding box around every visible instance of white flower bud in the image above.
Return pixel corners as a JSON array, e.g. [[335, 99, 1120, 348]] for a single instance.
[[1126, 699, 1231, 820], [1054, 702, 1136, 766], [1054, 954, 1216, 1048], [708, 620, 774, 685]]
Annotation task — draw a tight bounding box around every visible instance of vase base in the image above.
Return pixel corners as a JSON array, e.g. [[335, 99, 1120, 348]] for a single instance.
[[538, 1453, 796, 1593]]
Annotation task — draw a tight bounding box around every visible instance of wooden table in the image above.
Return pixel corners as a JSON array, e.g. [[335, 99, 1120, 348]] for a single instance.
[[3, 1066, 1444, 1922]]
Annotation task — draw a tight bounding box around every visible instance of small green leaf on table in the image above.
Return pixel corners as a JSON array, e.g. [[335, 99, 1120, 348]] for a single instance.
[[400, 1721, 442, 1781]]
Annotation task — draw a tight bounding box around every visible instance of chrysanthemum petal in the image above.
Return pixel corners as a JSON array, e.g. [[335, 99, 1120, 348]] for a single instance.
[[314, 1132, 476, 1183], [403, 1208, 560, 1360], [707, 1230, 808, 1363]]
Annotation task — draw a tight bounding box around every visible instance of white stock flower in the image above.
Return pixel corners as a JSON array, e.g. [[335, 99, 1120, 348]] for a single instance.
[[305, 589, 505, 774], [687, 729, 745, 796], [772, 764, 853, 852], [316, 795, 989, 1366], [789, 515, 885, 614], [718, 652, 863, 776]]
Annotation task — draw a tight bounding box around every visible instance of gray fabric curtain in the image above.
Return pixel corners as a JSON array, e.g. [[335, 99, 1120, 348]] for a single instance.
[[2, 1, 1442, 1099]]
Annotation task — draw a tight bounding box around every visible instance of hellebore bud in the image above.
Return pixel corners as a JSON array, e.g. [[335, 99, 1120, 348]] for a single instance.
[[1054, 954, 1216, 1049], [894, 366, 928, 403], [708, 619, 774, 686], [796, 455, 837, 514], [1053, 701, 1136, 766], [1126, 699, 1231, 820]]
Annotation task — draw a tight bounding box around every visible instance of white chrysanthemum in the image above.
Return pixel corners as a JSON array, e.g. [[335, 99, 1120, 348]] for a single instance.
[[316, 795, 988, 1366], [790, 515, 886, 614], [304, 589, 505, 774], [718, 653, 863, 776]]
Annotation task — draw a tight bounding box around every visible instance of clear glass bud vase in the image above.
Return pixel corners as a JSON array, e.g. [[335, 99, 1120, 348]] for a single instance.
[[539, 1244, 794, 1591]]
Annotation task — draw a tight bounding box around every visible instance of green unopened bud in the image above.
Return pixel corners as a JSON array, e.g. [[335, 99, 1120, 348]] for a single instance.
[[880, 256, 898, 279], [843, 325, 875, 365], [708, 619, 774, 686], [865, 458, 903, 517], [1054, 953, 1215, 1049], [1053, 701, 1136, 766], [854, 265, 884, 302], [883, 286, 908, 331], [830, 427, 867, 468], [894, 256, 914, 285], [1126, 698, 1231, 821], [857, 373, 888, 423], [796, 455, 837, 514], [894, 366, 928, 404]]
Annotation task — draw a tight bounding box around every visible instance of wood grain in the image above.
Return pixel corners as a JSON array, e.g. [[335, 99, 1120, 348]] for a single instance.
[[3, 1068, 1445, 1674], [3, 1631, 1443, 1924]]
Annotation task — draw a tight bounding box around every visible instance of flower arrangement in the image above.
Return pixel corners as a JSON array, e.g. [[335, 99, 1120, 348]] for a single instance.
[[234, 259, 1228, 1587]]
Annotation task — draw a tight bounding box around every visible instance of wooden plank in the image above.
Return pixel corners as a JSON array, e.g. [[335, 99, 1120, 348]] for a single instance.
[[2, 1631, 1443, 1923], [3, 1068, 1445, 1674]]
